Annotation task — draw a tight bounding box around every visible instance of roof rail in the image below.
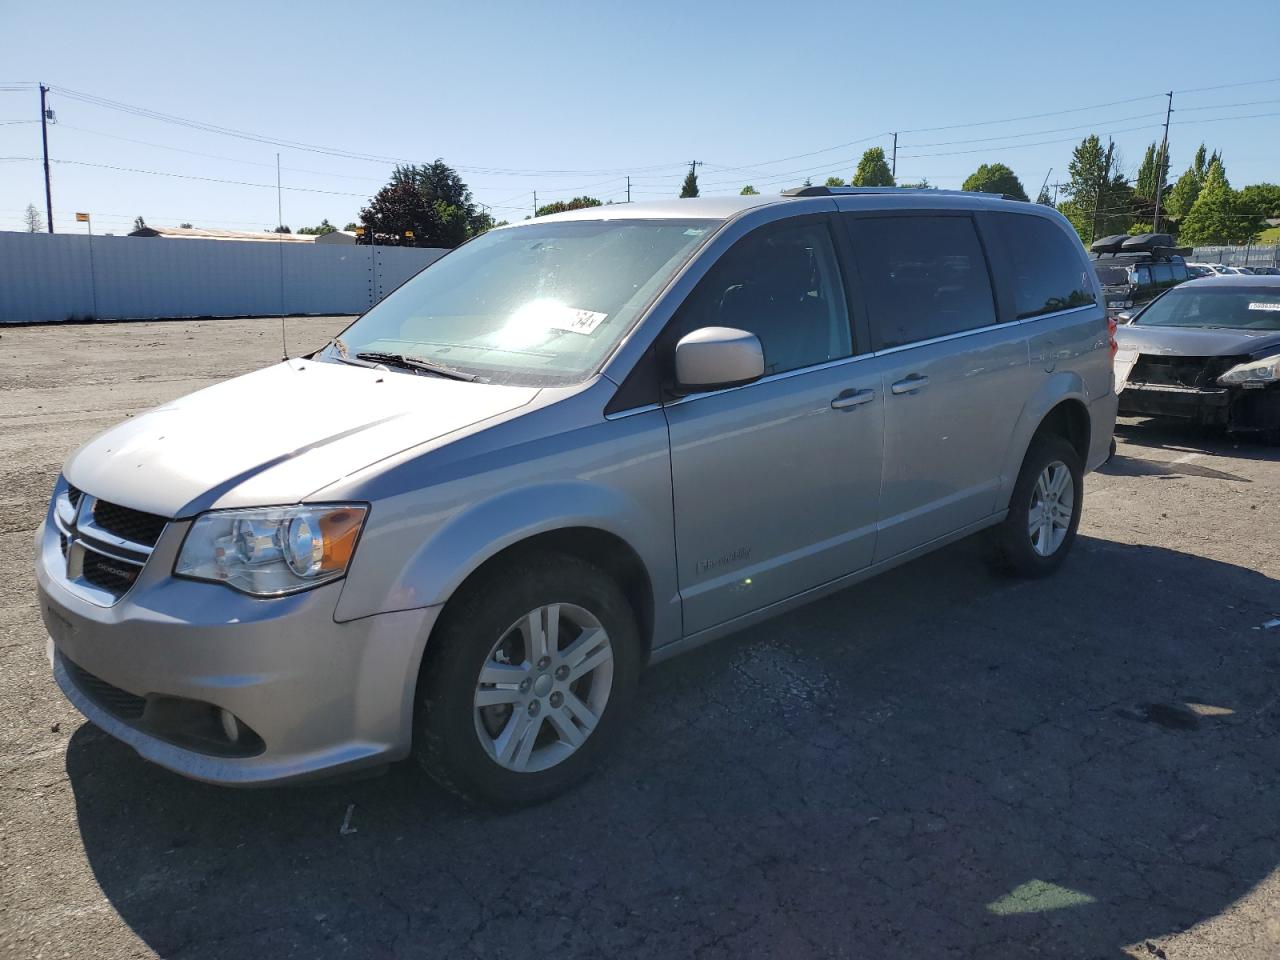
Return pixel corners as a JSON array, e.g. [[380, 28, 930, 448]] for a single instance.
[[780, 186, 1006, 199]]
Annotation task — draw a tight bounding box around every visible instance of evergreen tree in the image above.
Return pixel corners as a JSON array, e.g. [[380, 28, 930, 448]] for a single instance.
[[1058, 136, 1133, 243], [739, 185, 759, 195], [1178, 159, 1266, 245], [851, 147, 894, 186], [680, 168, 699, 198], [1134, 143, 1166, 201], [1164, 144, 1209, 220]]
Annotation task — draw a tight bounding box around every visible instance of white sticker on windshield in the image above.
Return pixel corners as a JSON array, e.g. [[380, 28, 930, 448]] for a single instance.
[[549, 307, 608, 335], [1248, 302, 1280, 312]]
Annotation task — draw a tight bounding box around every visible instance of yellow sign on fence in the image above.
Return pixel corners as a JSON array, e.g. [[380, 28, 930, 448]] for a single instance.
[[75, 212, 90, 222]]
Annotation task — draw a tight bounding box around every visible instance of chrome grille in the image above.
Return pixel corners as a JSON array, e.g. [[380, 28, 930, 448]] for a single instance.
[[51, 483, 167, 606]]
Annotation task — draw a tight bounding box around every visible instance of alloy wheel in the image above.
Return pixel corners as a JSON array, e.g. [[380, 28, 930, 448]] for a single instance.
[[473, 603, 614, 773], [1028, 460, 1074, 557]]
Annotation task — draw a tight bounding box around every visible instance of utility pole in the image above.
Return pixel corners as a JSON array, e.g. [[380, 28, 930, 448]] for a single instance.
[[891, 132, 898, 181], [626, 176, 631, 203], [1038, 167, 1052, 204], [532, 190, 537, 218], [39, 84, 53, 233], [1152, 91, 1173, 233]]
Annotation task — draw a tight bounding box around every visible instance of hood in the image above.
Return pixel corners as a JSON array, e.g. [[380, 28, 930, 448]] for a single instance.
[[1117, 324, 1280, 359], [64, 360, 539, 517]]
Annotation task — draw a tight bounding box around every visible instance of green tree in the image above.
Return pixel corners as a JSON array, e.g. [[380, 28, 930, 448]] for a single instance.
[[343, 222, 359, 231], [897, 178, 932, 189], [1239, 183, 1280, 220], [680, 168, 699, 198], [297, 218, 338, 236], [358, 160, 485, 247], [961, 163, 1028, 201], [272, 225, 292, 234], [824, 176, 847, 187], [1164, 144, 1209, 221], [1035, 184, 1053, 206], [1178, 159, 1266, 245], [1058, 136, 1133, 243], [740, 185, 759, 195], [1133, 143, 1167, 201], [852, 147, 894, 186], [535, 196, 603, 217]]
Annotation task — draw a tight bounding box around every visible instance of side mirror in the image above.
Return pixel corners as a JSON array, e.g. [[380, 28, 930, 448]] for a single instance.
[[674, 327, 765, 392], [1115, 310, 1134, 324]]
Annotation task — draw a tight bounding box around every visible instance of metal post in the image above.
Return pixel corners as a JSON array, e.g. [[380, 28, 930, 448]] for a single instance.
[[39, 84, 53, 233], [84, 215, 99, 319], [1152, 92, 1173, 233], [626, 176, 631, 203], [891, 132, 898, 181]]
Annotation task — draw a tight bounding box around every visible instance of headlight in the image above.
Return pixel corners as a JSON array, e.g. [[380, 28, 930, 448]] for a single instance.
[[175, 504, 367, 596], [1217, 354, 1280, 388]]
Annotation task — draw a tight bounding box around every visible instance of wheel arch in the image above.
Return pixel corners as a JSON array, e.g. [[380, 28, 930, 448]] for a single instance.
[[997, 374, 1092, 510]]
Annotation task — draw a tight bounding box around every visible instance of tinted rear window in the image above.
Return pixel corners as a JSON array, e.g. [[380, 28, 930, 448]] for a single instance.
[[846, 215, 997, 350], [992, 213, 1095, 320]]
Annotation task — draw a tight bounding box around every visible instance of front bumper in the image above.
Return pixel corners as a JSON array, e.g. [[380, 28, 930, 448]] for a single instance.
[[1119, 383, 1280, 432], [37, 513, 438, 786]]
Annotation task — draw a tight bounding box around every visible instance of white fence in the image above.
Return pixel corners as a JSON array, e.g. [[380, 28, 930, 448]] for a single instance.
[[0, 231, 447, 323]]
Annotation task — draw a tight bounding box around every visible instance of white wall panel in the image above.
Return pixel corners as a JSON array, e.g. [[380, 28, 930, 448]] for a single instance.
[[0, 231, 446, 323]]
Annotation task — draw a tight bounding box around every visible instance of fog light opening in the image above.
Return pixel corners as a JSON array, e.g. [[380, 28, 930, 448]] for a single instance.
[[219, 708, 242, 743]]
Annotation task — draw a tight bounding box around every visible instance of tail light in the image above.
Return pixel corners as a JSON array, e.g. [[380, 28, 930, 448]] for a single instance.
[[1107, 316, 1118, 358]]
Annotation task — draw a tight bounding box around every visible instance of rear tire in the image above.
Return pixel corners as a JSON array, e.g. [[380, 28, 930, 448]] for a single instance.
[[987, 435, 1084, 578], [413, 552, 641, 807]]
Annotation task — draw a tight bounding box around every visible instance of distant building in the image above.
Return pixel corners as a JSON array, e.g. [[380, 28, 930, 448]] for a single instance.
[[314, 230, 358, 245], [128, 225, 315, 243]]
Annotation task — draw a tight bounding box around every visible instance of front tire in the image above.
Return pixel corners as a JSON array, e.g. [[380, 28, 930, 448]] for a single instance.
[[413, 552, 641, 807], [987, 435, 1084, 578]]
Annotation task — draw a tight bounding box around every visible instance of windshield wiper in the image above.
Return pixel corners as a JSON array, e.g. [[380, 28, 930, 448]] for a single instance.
[[321, 338, 385, 368], [354, 351, 480, 382]]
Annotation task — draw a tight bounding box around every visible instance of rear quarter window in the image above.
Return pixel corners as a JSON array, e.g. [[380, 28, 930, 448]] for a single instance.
[[991, 213, 1096, 320]]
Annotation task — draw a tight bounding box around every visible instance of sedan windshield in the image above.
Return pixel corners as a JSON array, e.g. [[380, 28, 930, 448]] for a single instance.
[[1135, 286, 1280, 330], [325, 218, 717, 386]]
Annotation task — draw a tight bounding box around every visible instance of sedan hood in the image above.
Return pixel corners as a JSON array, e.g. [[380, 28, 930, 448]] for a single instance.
[[1117, 324, 1280, 359], [64, 360, 539, 517]]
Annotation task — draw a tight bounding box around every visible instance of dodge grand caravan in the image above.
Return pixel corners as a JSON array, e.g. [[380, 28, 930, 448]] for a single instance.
[[37, 187, 1117, 805]]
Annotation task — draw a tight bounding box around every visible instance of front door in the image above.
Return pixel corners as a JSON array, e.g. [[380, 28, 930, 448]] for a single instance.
[[663, 217, 884, 635]]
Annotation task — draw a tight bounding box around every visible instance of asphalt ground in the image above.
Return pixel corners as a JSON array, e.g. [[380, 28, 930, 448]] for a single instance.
[[2, 317, 1279, 959]]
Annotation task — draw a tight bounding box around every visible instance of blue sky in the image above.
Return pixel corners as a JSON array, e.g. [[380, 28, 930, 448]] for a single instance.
[[2, 0, 1277, 235]]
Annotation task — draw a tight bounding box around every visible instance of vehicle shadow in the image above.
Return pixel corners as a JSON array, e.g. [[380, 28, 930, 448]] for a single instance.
[[66, 536, 1280, 959], [1115, 417, 1280, 464]]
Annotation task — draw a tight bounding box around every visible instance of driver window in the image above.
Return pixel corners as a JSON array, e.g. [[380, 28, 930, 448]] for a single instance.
[[671, 220, 853, 376]]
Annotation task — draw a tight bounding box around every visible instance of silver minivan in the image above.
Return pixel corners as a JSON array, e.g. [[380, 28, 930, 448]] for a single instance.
[[37, 187, 1117, 805]]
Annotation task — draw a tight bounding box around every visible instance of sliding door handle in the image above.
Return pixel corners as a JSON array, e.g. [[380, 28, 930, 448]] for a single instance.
[[831, 388, 876, 410], [890, 375, 929, 395]]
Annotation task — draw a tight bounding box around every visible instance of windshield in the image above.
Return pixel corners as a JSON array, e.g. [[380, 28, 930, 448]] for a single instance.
[[325, 218, 717, 386], [1135, 286, 1280, 330], [1093, 264, 1131, 286]]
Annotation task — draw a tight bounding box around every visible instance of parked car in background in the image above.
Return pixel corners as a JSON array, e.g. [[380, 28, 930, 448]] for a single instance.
[[1090, 233, 1190, 317], [1115, 275, 1280, 439], [1185, 263, 1220, 279], [37, 188, 1117, 805]]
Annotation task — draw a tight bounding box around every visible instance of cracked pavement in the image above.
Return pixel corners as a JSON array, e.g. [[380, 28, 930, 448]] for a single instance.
[[2, 317, 1279, 959]]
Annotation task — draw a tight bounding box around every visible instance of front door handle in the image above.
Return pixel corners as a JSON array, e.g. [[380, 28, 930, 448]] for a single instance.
[[890, 375, 929, 395], [830, 388, 876, 410]]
